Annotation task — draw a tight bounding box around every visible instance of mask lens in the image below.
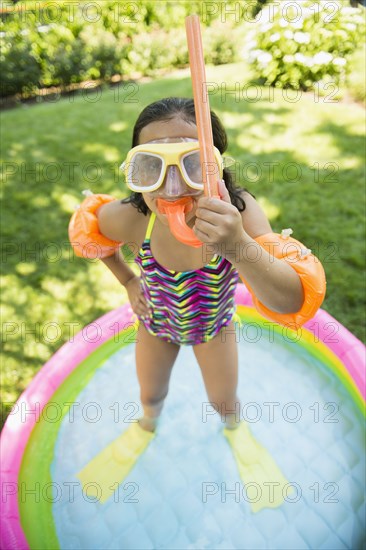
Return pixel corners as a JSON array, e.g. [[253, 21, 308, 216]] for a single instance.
[[182, 151, 203, 185], [129, 153, 163, 188]]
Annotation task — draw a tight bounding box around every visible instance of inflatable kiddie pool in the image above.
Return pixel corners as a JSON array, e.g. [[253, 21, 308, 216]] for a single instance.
[[1, 284, 365, 550]]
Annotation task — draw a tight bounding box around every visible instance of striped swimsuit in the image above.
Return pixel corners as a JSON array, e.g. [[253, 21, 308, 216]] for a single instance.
[[135, 212, 239, 345]]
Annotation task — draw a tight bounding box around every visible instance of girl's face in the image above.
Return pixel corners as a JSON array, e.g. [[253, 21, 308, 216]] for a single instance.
[[139, 117, 203, 228]]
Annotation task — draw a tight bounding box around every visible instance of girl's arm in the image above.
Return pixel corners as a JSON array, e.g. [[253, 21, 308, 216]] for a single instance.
[[194, 184, 304, 315], [100, 250, 136, 288], [225, 233, 304, 314], [97, 200, 136, 286], [97, 201, 150, 317], [230, 192, 304, 314]]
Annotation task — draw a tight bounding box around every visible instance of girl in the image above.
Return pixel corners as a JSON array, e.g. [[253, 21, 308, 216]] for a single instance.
[[95, 97, 304, 434]]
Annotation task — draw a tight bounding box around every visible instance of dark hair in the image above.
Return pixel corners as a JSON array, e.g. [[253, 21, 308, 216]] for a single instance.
[[121, 97, 253, 215]]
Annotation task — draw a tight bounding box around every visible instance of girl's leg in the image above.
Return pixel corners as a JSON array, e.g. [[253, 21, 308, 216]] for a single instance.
[[193, 321, 241, 429], [135, 322, 180, 431]]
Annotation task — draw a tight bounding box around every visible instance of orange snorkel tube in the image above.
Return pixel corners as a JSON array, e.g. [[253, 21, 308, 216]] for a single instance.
[[157, 15, 221, 248]]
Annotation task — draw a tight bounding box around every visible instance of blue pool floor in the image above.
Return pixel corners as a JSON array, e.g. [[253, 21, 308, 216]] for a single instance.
[[52, 333, 366, 549]]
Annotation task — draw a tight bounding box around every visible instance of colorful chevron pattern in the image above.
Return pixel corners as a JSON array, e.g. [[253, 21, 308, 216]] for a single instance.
[[135, 212, 239, 345]]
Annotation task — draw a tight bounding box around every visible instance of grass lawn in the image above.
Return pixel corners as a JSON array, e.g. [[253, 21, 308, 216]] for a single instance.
[[1, 61, 365, 428]]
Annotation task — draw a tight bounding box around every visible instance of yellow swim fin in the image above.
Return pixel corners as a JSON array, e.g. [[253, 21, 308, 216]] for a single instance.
[[77, 422, 155, 504], [223, 422, 291, 513]]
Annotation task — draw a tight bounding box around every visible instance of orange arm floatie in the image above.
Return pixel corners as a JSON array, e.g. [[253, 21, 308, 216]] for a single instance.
[[242, 229, 326, 329], [68, 192, 122, 259]]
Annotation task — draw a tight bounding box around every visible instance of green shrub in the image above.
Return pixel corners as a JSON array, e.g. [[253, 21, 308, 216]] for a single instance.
[[136, 1, 202, 30], [33, 24, 87, 87], [0, 0, 246, 97], [0, 25, 41, 96], [245, 0, 366, 90], [204, 21, 240, 65], [99, 1, 147, 38], [346, 43, 366, 104], [123, 29, 180, 77], [122, 22, 240, 79], [80, 26, 128, 80]]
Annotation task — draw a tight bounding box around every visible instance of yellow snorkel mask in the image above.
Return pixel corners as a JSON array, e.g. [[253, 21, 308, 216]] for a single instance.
[[120, 140, 228, 196], [120, 137, 234, 247]]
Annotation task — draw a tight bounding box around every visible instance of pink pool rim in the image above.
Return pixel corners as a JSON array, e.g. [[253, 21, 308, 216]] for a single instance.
[[1, 284, 365, 550]]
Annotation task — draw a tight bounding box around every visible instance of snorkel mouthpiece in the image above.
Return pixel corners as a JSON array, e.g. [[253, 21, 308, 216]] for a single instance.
[[156, 197, 202, 248]]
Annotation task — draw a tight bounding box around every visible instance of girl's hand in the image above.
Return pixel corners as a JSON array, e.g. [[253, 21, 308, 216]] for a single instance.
[[193, 179, 246, 251], [125, 276, 150, 319]]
